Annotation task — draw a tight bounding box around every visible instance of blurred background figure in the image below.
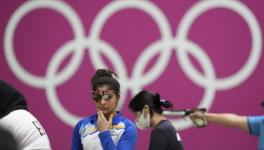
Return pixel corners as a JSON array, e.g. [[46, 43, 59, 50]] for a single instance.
[[129, 90, 184, 150], [0, 80, 51, 150]]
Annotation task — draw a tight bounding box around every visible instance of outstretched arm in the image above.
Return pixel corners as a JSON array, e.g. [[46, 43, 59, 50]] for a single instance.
[[190, 112, 249, 133]]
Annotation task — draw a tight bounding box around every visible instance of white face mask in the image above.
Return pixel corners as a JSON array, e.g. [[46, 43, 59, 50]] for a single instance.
[[135, 109, 150, 130]]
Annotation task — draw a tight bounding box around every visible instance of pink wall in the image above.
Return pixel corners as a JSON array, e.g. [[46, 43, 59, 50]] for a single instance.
[[1, 0, 264, 149]]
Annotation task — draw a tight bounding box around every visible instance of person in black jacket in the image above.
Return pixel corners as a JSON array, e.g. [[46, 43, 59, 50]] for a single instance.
[[0, 80, 51, 150], [129, 90, 184, 150]]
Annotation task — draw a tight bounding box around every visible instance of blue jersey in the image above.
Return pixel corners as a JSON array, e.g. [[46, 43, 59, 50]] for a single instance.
[[71, 112, 137, 150], [248, 116, 264, 150]]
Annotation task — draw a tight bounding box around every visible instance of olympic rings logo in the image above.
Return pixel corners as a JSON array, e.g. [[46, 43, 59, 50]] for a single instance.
[[4, 0, 262, 130]]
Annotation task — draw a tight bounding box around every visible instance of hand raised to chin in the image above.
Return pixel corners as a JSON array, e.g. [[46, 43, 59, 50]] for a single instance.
[[97, 110, 114, 132]]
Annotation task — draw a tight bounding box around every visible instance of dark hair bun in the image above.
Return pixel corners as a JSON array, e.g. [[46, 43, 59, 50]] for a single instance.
[[91, 69, 120, 94], [93, 69, 118, 79], [155, 93, 173, 109]]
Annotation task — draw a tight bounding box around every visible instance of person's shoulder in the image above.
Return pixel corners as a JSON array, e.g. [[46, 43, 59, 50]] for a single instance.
[[117, 113, 136, 130], [154, 120, 175, 132], [119, 114, 134, 125], [156, 120, 172, 127], [75, 114, 97, 127], [248, 115, 264, 121]]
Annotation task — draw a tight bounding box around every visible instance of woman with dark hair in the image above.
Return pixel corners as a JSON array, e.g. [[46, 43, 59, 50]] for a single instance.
[[71, 69, 137, 150], [128, 90, 184, 150]]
